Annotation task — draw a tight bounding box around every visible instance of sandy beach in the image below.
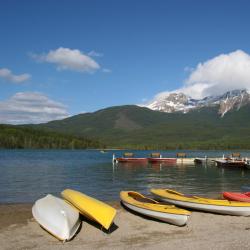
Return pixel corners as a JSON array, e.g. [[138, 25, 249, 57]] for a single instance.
[[0, 203, 250, 250]]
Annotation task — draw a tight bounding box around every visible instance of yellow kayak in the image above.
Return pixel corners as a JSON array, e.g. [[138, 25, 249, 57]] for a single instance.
[[151, 189, 250, 216], [61, 189, 116, 230], [120, 191, 190, 226]]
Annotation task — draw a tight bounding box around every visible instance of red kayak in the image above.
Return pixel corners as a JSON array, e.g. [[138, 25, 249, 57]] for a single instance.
[[223, 192, 250, 202]]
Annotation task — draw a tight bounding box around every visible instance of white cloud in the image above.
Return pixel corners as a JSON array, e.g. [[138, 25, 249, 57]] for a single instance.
[[150, 50, 250, 101], [0, 68, 31, 83], [185, 50, 250, 98], [0, 92, 69, 124], [33, 47, 100, 73]]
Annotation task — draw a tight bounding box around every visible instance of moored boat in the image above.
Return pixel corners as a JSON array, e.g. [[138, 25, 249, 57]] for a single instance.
[[223, 192, 250, 202], [215, 159, 246, 168], [194, 157, 208, 164], [120, 191, 190, 226], [150, 188, 250, 216], [147, 152, 177, 164], [32, 194, 81, 241], [113, 153, 148, 164], [147, 157, 176, 164], [176, 158, 195, 164], [61, 189, 116, 230], [245, 160, 250, 169]]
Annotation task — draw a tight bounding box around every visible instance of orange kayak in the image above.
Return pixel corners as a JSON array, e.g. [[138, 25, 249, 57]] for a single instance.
[[223, 192, 250, 202]]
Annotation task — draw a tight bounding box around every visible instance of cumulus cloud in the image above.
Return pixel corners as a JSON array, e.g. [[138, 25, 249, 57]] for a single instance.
[[32, 47, 100, 73], [0, 68, 31, 83], [0, 92, 69, 124], [150, 50, 250, 101], [185, 50, 250, 98]]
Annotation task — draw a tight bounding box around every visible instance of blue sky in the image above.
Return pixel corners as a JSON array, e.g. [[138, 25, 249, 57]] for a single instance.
[[1, 0, 250, 123]]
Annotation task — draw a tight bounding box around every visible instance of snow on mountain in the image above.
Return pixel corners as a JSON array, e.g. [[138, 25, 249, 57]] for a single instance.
[[145, 89, 250, 116]]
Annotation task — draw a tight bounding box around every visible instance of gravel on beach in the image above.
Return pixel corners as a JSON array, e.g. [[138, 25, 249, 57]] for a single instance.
[[1, 203, 250, 250]]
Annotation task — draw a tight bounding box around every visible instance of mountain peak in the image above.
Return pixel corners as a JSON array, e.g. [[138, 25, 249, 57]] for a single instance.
[[146, 89, 250, 116], [147, 92, 197, 113]]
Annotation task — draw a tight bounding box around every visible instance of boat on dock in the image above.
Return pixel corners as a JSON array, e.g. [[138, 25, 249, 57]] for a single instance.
[[120, 191, 190, 226], [194, 157, 208, 164], [147, 153, 176, 164], [176, 153, 194, 164], [150, 188, 250, 216], [194, 157, 217, 165], [214, 159, 246, 168], [148, 158, 177, 163], [245, 160, 250, 169], [113, 153, 148, 164], [32, 194, 81, 241], [176, 158, 195, 164]]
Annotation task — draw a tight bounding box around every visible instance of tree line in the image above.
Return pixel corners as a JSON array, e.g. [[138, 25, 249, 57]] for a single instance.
[[0, 125, 104, 149]]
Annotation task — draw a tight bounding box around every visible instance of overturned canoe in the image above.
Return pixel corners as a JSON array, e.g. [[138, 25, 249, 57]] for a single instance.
[[223, 192, 250, 202], [32, 194, 81, 241], [61, 189, 116, 230], [151, 189, 250, 216], [120, 191, 190, 226]]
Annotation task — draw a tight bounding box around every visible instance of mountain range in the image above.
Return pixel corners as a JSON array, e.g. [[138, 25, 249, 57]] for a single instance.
[[29, 89, 250, 149], [145, 89, 250, 117]]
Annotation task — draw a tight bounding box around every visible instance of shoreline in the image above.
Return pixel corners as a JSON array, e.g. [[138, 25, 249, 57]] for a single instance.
[[1, 203, 250, 249]]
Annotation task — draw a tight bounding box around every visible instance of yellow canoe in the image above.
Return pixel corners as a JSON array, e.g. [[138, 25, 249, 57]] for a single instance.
[[151, 189, 250, 216], [61, 189, 116, 230], [120, 191, 190, 226]]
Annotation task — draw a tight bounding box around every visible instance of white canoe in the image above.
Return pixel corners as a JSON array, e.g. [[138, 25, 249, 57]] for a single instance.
[[32, 194, 81, 241], [120, 191, 190, 226]]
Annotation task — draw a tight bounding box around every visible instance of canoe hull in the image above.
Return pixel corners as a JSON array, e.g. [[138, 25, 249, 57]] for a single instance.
[[32, 194, 81, 241], [115, 158, 148, 163], [152, 194, 250, 216], [148, 158, 176, 164], [121, 201, 189, 226], [61, 189, 116, 230]]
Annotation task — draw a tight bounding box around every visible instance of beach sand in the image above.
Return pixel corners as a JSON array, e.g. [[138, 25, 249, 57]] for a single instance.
[[1, 203, 250, 250]]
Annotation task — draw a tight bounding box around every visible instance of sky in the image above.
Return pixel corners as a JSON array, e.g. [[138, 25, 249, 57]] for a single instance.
[[1, 0, 250, 124]]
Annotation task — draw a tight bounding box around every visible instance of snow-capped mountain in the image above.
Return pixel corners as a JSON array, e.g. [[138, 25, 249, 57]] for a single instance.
[[146, 89, 250, 117]]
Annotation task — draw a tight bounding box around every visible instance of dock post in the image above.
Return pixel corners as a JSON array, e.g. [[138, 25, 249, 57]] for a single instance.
[[112, 154, 116, 163]]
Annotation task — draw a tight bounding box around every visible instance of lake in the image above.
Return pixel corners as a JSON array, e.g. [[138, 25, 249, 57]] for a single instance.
[[0, 149, 250, 203]]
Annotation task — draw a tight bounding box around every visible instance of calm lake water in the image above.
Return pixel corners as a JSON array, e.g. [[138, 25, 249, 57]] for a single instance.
[[0, 149, 250, 204]]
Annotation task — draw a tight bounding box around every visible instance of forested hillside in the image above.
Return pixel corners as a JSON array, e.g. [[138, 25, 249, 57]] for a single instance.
[[0, 125, 103, 149], [32, 104, 250, 150]]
